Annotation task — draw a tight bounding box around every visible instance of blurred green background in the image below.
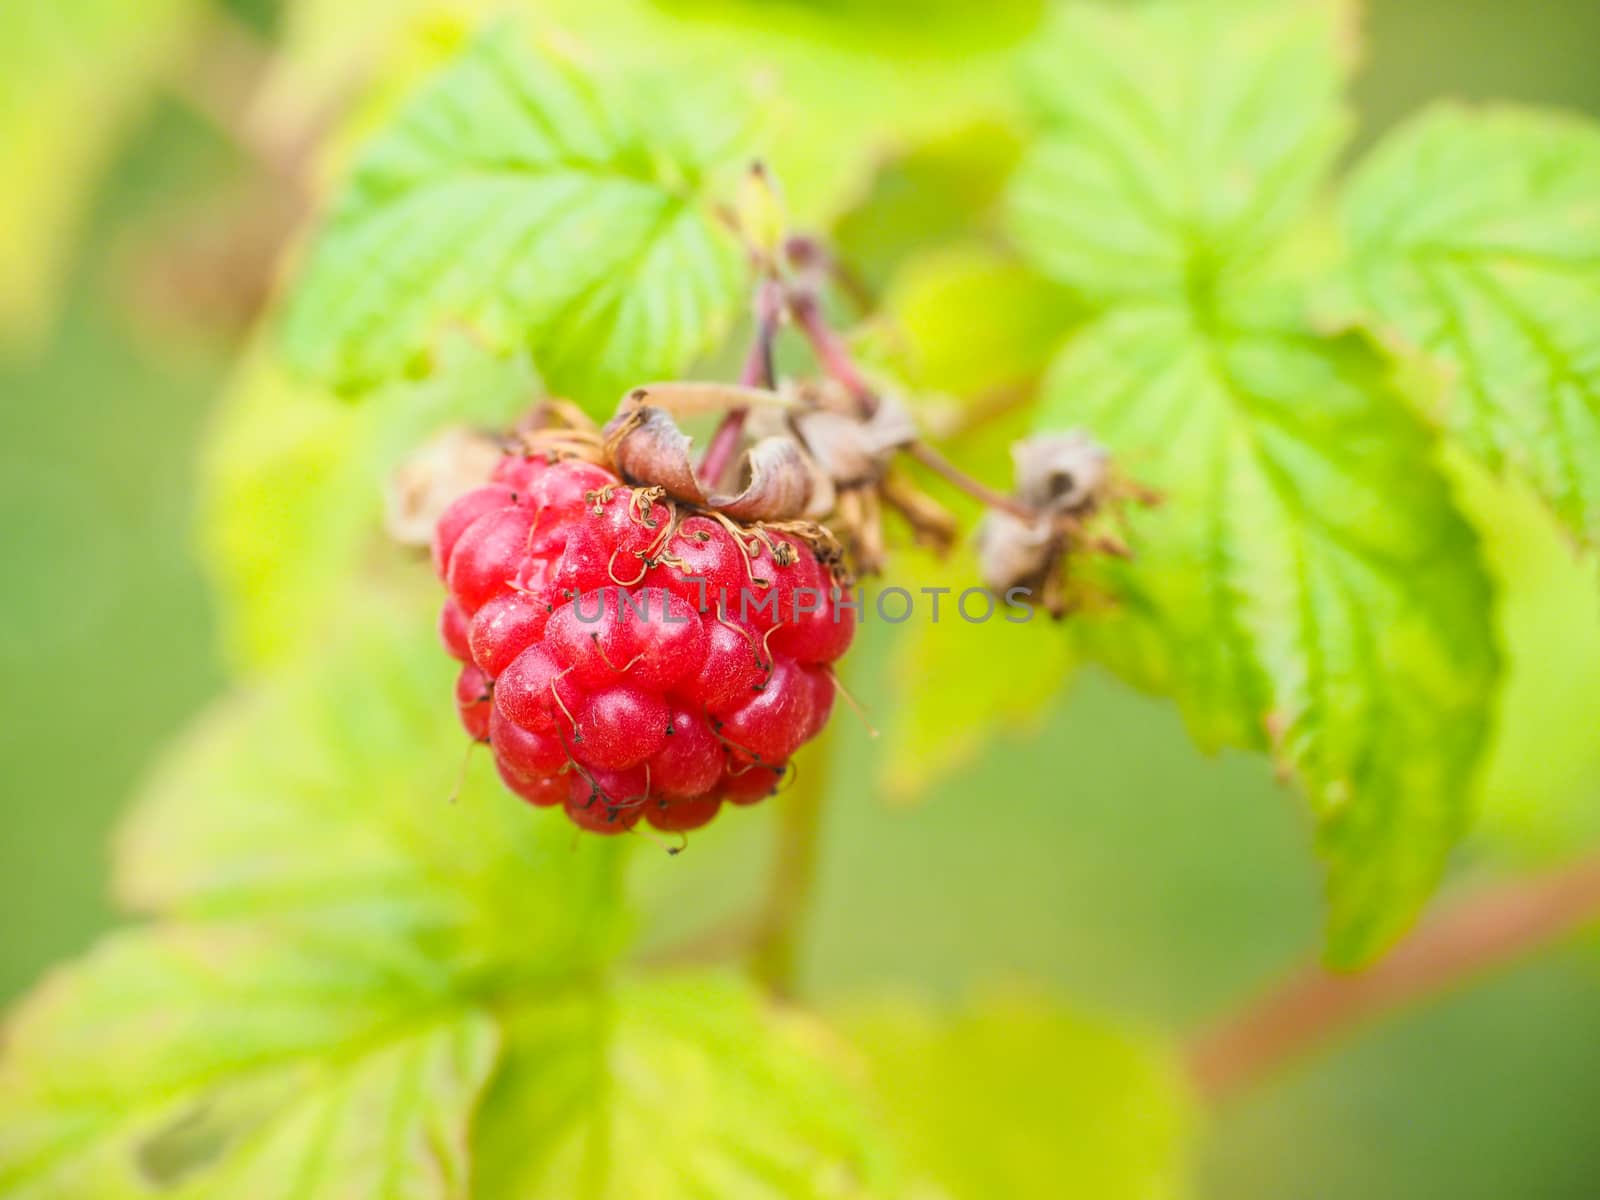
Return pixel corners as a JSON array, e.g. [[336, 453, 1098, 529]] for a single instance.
[[6, 1, 1600, 1197]]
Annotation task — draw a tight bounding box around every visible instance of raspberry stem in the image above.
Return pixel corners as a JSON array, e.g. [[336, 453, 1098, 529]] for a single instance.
[[1187, 851, 1600, 1102], [784, 259, 1042, 525], [698, 412, 747, 490], [905, 440, 1039, 522], [789, 289, 877, 414], [748, 726, 834, 997], [699, 280, 785, 487], [784, 234, 875, 312]]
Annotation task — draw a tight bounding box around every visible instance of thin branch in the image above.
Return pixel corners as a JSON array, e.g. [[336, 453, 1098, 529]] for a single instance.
[[790, 290, 878, 412], [905, 440, 1037, 521], [698, 410, 749, 491], [748, 735, 834, 997], [1187, 853, 1600, 1103], [785, 234, 876, 313], [700, 280, 785, 486], [784, 278, 1037, 523]]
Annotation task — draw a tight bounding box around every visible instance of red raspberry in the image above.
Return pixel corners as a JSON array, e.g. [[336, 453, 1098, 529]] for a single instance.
[[434, 452, 854, 834], [467, 591, 548, 676], [454, 663, 493, 743], [439, 598, 472, 662], [432, 483, 514, 576], [723, 763, 789, 805], [646, 793, 723, 832]]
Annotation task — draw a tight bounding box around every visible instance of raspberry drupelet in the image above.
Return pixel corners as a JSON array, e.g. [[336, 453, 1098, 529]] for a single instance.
[[434, 450, 855, 834]]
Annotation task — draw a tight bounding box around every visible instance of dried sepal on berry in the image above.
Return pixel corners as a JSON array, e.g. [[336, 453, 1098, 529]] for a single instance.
[[784, 385, 917, 488], [740, 382, 957, 573], [603, 402, 820, 523]]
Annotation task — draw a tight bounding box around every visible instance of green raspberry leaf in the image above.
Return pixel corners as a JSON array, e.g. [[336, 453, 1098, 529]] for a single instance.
[[0, 926, 499, 1200], [1456, 464, 1600, 860], [1003, 0, 1497, 961], [0, 0, 198, 344], [476, 975, 901, 1198], [831, 125, 1028, 292], [280, 28, 746, 402], [258, 0, 1045, 228], [1038, 306, 1498, 964], [1343, 105, 1600, 545], [1007, 0, 1352, 304], [844, 995, 1190, 1199], [478, 0, 1045, 226]]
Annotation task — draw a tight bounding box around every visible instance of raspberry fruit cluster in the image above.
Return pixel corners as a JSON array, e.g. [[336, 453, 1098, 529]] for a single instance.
[[433, 450, 855, 835]]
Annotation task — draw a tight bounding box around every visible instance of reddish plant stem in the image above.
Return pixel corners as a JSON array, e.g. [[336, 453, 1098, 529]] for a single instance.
[[784, 234, 875, 313], [785, 281, 1040, 521], [698, 412, 748, 490], [1187, 853, 1600, 1103], [742, 278, 786, 390], [905, 441, 1037, 521], [699, 280, 784, 487], [790, 290, 878, 413], [748, 729, 834, 997]]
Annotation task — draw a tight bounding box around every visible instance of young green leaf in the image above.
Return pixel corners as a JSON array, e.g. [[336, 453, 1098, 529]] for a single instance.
[[1343, 105, 1600, 545], [0, 926, 499, 1200], [476, 976, 902, 1198], [1007, 0, 1352, 305], [1037, 307, 1498, 964], [858, 242, 1080, 802], [1003, 0, 1498, 962], [831, 124, 1028, 290], [1450, 460, 1600, 860], [0, 942, 905, 1199], [280, 29, 746, 402], [0, 0, 198, 344], [843, 994, 1190, 1199], [563, 0, 1036, 227]]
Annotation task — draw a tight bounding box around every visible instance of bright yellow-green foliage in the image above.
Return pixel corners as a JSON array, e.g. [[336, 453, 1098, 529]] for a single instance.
[[1345, 105, 1600, 546], [1036, 310, 1496, 963], [1002, 0, 1499, 963], [272, 0, 1043, 226], [1457, 462, 1600, 858], [280, 30, 748, 400], [846, 996, 1190, 1200], [1008, 1, 1354, 304], [881, 244, 1078, 400]]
